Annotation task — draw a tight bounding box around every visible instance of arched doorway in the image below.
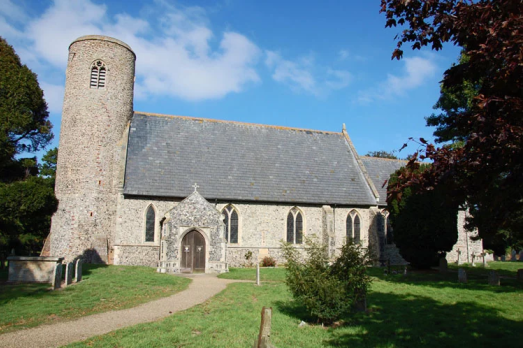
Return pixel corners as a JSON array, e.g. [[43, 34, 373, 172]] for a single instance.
[[180, 230, 206, 273]]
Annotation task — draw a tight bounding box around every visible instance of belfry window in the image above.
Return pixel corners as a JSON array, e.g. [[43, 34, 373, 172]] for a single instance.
[[287, 208, 303, 244], [90, 60, 106, 89], [145, 205, 155, 242], [346, 210, 361, 244], [222, 205, 239, 243]]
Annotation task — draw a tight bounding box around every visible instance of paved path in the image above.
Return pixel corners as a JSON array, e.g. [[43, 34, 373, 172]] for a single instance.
[[0, 274, 249, 348]]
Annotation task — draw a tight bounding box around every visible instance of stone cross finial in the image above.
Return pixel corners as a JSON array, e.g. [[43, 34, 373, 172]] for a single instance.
[[192, 183, 199, 192]]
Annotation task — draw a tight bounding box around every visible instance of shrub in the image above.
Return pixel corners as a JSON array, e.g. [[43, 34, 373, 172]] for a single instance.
[[281, 238, 372, 324], [260, 256, 276, 267]]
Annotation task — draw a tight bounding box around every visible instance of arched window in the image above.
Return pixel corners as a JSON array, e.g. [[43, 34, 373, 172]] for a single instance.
[[347, 210, 361, 244], [145, 205, 155, 242], [90, 60, 106, 89], [222, 205, 239, 243], [286, 208, 303, 244]]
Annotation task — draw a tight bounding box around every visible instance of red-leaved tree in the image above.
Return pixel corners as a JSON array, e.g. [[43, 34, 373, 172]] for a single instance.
[[381, 0, 523, 241]]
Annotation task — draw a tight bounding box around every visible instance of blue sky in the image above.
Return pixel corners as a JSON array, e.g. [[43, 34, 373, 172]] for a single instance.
[[1, 0, 461, 159]]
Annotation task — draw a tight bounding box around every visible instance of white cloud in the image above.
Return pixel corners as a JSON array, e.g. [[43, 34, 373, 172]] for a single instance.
[[357, 56, 436, 103], [265, 51, 351, 96], [338, 49, 349, 60], [40, 82, 65, 114], [1, 0, 261, 103]]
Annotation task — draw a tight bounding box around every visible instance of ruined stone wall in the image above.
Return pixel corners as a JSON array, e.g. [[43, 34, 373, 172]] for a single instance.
[[50, 36, 135, 262], [447, 210, 484, 263]]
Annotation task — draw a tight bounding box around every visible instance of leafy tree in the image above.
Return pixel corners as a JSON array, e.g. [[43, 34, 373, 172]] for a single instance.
[[0, 176, 57, 255], [281, 238, 371, 324], [0, 36, 53, 182], [39, 147, 57, 185], [387, 165, 458, 269], [381, 0, 523, 242], [0, 37, 57, 255], [365, 150, 398, 159]]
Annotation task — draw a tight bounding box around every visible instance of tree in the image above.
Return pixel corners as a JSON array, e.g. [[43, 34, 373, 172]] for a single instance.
[[39, 147, 57, 185], [0, 36, 53, 182], [0, 37, 57, 255], [365, 150, 398, 159], [281, 238, 371, 324], [387, 165, 458, 268], [381, 0, 523, 242]]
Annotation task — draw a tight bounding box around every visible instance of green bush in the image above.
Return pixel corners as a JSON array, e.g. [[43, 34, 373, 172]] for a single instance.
[[260, 256, 276, 267], [281, 238, 371, 324]]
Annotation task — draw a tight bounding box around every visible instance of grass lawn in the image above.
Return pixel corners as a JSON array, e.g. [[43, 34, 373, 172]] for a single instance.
[[0, 264, 190, 333], [68, 262, 523, 348]]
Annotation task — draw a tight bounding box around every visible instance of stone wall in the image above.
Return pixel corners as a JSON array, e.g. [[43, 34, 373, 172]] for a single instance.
[[50, 36, 135, 263], [447, 210, 484, 263], [113, 245, 159, 267]]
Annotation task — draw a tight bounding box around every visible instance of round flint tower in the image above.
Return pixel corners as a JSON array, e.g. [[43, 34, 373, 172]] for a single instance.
[[50, 35, 135, 262]]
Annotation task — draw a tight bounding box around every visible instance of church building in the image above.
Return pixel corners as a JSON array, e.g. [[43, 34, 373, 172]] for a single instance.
[[48, 35, 484, 273]]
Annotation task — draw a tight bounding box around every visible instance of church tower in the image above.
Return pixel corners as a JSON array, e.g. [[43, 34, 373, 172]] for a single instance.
[[50, 35, 136, 262]]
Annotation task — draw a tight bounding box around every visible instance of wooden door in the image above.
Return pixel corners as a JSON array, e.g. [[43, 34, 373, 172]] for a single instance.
[[180, 230, 206, 273]]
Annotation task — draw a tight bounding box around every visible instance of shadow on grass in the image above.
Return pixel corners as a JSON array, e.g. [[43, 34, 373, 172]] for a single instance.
[[323, 291, 521, 347], [368, 268, 523, 293]]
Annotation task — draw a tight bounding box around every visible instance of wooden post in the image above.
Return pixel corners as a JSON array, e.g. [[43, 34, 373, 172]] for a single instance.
[[253, 307, 275, 348]]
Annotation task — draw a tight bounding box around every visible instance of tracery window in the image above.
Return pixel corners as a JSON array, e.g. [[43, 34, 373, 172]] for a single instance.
[[222, 205, 239, 243], [90, 60, 106, 89], [346, 210, 361, 244], [145, 205, 155, 242], [286, 207, 303, 244]]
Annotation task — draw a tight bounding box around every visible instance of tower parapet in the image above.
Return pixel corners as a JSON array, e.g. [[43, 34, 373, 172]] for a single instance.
[[50, 35, 135, 262]]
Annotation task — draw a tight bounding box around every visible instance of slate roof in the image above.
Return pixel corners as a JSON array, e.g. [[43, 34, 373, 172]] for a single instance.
[[360, 157, 407, 206], [123, 113, 377, 205]]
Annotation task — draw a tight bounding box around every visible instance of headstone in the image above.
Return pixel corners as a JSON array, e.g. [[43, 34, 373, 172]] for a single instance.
[[456, 249, 462, 265], [517, 269, 523, 282], [501, 255, 506, 261], [482, 253, 488, 268], [52, 263, 62, 290], [439, 258, 448, 273], [511, 250, 517, 261], [458, 268, 467, 283], [488, 271, 500, 286], [354, 296, 367, 312], [256, 263, 260, 286], [403, 265, 408, 276], [75, 259, 82, 282], [471, 254, 476, 267], [65, 262, 73, 286], [519, 251, 523, 262]]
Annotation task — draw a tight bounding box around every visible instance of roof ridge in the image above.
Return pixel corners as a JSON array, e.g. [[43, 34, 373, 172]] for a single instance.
[[134, 111, 342, 135], [361, 156, 408, 163]]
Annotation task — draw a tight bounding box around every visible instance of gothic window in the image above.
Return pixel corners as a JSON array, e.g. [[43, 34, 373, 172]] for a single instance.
[[90, 60, 106, 89], [145, 205, 155, 242], [346, 210, 361, 244], [287, 208, 303, 244], [222, 205, 239, 243]]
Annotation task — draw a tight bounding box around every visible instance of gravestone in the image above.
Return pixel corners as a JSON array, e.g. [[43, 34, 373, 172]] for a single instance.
[[75, 259, 82, 282], [52, 263, 62, 290], [458, 268, 467, 283], [439, 258, 448, 273], [65, 262, 73, 286], [253, 307, 275, 348], [519, 251, 523, 262], [511, 250, 517, 261], [482, 253, 488, 268], [501, 255, 506, 261], [488, 271, 500, 286], [471, 254, 476, 267], [517, 269, 523, 282], [354, 296, 367, 312], [456, 249, 462, 265]]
